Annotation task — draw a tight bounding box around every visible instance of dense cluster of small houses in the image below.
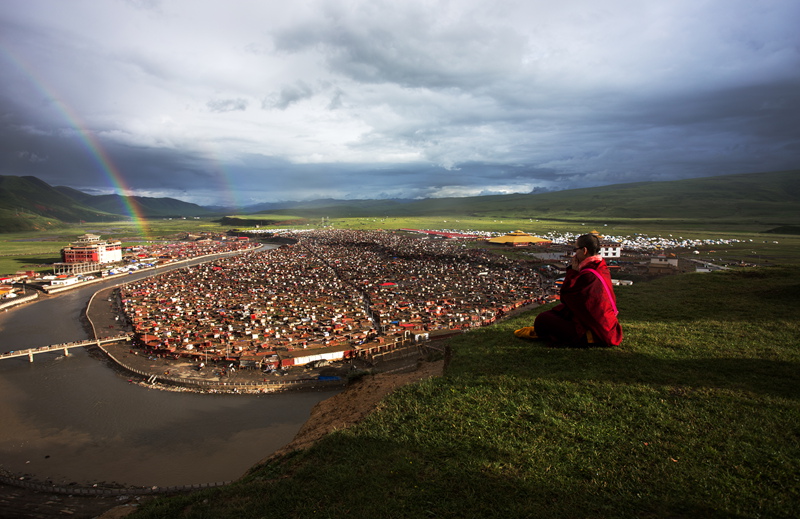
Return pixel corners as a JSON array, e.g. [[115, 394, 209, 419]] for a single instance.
[[119, 229, 548, 370], [122, 234, 256, 265]]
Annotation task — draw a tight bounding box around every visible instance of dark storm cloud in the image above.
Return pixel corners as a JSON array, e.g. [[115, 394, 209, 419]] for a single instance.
[[637, 80, 800, 143]]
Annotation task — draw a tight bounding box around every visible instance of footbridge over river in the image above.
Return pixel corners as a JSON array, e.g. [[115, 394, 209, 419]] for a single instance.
[[0, 335, 131, 363]]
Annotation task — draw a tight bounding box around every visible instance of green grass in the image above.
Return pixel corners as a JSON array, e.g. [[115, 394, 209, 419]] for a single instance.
[[130, 265, 800, 518]]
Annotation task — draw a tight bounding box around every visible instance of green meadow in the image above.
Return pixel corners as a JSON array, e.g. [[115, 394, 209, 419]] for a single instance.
[[2, 215, 800, 275], [3, 211, 800, 277]]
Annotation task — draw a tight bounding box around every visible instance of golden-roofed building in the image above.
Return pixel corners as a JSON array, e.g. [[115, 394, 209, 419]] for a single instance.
[[487, 230, 551, 247]]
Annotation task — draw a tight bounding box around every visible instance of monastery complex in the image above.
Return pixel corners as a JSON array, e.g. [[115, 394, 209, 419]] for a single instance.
[[119, 229, 548, 370]]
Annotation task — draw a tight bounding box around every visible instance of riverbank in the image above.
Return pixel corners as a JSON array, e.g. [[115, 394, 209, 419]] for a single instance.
[[0, 292, 38, 312], [0, 354, 447, 519], [0, 483, 152, 519]]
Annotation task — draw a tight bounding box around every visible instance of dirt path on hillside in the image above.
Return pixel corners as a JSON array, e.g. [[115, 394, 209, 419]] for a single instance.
[[265, 358, 445, 460]]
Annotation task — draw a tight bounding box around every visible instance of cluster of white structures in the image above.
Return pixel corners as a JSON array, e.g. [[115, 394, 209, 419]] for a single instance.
[[442, 229, 753, 253], [422, 228, 496, 238], [541, 232, 751, 252], [241, 228, 315, 234]]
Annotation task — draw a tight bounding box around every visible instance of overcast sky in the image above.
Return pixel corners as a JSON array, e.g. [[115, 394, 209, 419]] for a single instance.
[[1, 0, 798, 207]]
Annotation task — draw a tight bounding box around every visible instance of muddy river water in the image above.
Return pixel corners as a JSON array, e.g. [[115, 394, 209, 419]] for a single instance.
[[0, 250, 335, 488]]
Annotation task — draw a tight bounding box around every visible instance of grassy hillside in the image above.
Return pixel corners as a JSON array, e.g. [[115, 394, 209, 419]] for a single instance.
[[0, 175, 119, 231], [53, 185, 216, 218], [131, 265, 800, 518], [82, 193, 216, 218], [462, 169, 800, 222], [0, 176, 218, 233], [0, 207, 62, 233], [53, 184, 95, 204], [403, 169, 800, 222]]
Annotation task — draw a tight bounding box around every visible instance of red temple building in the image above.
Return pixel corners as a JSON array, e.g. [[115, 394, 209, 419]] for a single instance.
[[60, 234, 123, 264]]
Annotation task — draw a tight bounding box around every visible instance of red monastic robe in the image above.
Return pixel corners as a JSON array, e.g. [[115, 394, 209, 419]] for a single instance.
[[549, 256, 623, 346]]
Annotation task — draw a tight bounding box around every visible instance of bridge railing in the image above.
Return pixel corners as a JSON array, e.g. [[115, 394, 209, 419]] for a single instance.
[[0, 335, 131, 361]]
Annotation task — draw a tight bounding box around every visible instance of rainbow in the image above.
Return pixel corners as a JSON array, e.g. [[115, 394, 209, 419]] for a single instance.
[[1, 46, 150, 238], [204, 144, 247, 212]]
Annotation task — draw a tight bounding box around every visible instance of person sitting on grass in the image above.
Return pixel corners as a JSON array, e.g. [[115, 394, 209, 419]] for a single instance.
[[516, 233, 622, 347]]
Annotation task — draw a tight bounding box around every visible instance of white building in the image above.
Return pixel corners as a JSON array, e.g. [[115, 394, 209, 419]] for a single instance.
[[50, 276, 80, 286], [598, 241, 621, 258]]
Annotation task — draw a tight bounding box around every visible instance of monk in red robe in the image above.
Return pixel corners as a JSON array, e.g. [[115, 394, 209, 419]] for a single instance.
[[531, 233, 623, 347]]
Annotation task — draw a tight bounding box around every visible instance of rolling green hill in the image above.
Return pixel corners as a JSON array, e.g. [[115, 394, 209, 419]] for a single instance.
[[53, 184, 96, 204], [77, 193, 217, 218], [0, 175, 120, 232], [0, 176, 220, 232], [264, 170, 799, 225]]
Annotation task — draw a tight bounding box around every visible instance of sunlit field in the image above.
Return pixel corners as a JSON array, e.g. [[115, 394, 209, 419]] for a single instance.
[[2, 215, 800, 276], [0, 218, 230, 275]]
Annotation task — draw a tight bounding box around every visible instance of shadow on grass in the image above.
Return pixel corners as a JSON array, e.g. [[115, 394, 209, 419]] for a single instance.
[[462, 340, 800, 400], [9, 256, 62, 267], [221, 434, 756, 519], [605, 267, 800, 323]]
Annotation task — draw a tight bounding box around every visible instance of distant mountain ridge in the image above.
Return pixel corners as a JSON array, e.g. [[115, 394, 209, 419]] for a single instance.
[[395, 169, 800, 221], [243, 170, 800, 225], [0, 175, 215, 232], [0, 169, 798, 233], [63, 191, 217, 219]]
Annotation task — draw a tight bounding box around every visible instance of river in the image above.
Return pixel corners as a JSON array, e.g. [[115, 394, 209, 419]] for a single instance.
[[0, 249, 336, 488]]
